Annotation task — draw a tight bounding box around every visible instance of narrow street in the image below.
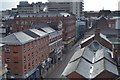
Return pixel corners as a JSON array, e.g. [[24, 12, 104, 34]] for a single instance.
[[45, 40, 81, 78]]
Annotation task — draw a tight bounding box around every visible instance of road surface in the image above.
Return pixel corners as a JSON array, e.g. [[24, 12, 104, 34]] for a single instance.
[[46, 40, 81, 78]]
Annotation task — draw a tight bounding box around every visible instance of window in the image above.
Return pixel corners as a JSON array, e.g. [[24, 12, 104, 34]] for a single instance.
[[118, 57, 120, 65], [24, 64, 26, 69], [36, 51, 38, 56], [28, 63, 30, 71], [31, 42, 33, 49], [28, 43, 30, 51], [35, 41, 37, 47], [28, 54, 30, 61], [32, 52, 34, 59], [6, 58, 10, 63], [24, 45, 26, 52], [14, 74, 18, 75], [5, 46, 10, 52], [7, 68, 11, 74], [32, 60, 34, 67], [38, 40, 40, 45], [24, 69, 27, 74], [24, 56, 26, 62], [25, 21, 27, 25], [16, 27, 19, 32], [38, 48, 40, 52], [16, 21, 19, 24], [21, 21, 24, 25], [14, 61, 18, 63]]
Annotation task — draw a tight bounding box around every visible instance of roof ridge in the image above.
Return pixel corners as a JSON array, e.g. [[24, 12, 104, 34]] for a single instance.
[[69, 48, 85, 63], [75, 48, 87, 72], [13, 32, 23, 45]]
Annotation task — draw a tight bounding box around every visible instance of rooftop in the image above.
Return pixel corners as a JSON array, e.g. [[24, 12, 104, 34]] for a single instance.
[[29, 29, 47, 37], [62, 40, 118, 79], [41, 27, 56, 33], [14, 12, 72, 18], [1, 32, 34, 45]]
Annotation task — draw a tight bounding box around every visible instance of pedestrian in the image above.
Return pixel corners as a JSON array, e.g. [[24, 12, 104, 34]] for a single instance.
[[40, 76, 43, 80]]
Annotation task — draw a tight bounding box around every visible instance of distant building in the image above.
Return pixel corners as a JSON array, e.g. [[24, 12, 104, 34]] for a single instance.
[[5, 12, 76, 49], [118, 1, 120, 10], [47, 0, 84, 16], [116, 17, 120, 29], [0, 22, 7, 38], [17, 1, 46, 14], [76, 17, 86, 40], [0, 43, 7, 80]]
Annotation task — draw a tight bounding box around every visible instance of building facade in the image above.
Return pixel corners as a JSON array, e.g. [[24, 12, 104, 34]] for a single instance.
[[31, 22, 64, 64], [76, 17, 86, 40], [47, 0, 84, 16], [5, 12, 76, 49], [0, 43, 7, 80], [17, 1, 46, 14], [1, 29, 49, 79], [62, 28, 120, 79], [40, 27, 63, 64]]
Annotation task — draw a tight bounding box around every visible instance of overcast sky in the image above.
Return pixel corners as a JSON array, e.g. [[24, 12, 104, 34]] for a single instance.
[[0, 0, 120, 11]]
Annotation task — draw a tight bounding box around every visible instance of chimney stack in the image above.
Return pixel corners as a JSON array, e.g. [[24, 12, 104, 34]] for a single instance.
[[94, 28, 100, 41], [112, 44, 120, 66]]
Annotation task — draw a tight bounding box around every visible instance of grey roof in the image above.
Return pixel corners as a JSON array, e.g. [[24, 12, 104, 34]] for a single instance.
[[48, 22, 61, 30], [91, 59, 118, 78], [23, 30, 40, 38], [85, 28, 120, 44], [31, 22, 49, 29], [1, 32, 34, 45], [31, 21, 61, 31], [41, 27, 56, 33], [100, 33, 120, 44], [62, 40, 118, 79], [76, 58, 92, 78], [82, 47, 95, 63], [14, 12, 72, 18], [29, 29, 47, 37], [85, 28, 120, 37], [69, 48, 84, 63]]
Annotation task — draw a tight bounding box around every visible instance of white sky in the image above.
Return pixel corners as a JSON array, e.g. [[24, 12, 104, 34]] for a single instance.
[[0, 0, 120, 11]]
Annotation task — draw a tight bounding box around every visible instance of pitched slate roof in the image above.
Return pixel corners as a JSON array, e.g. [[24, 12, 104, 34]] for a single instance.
[[62, 41, 118, 79], [41, 27, 56, 34], [23, 30, 40, 38], [1, 32, 34, 45], [29, 29, 47, 37]]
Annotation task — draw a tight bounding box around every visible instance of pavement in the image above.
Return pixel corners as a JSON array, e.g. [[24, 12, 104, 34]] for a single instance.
[[42, 39, 82, 78]]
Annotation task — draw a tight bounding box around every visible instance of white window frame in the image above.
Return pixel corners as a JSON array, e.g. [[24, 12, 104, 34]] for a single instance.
[[6, 58, 10, 62]]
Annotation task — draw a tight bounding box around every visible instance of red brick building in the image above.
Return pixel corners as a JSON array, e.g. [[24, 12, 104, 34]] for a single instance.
[[0, 43, 8, 79], [30, 21, 64, 63], [1, 29, 49, 78], [6, 12, 76, 49]]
